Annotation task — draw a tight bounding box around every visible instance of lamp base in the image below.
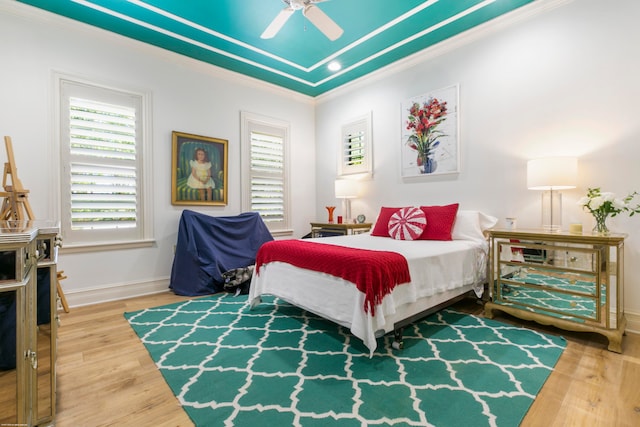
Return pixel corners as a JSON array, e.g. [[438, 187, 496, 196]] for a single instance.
[[541, 190, 562, 231], [542, 224, 562, 233], [341, 198, 352, 223]]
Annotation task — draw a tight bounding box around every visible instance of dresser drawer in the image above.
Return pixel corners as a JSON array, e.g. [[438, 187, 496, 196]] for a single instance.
[[0, 246, 32, 285], [500, 266, 599, 296], [498, 240, 602, 274], [497, 281, 601, 322]]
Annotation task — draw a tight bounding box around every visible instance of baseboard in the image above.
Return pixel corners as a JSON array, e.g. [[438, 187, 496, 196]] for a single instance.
[[63, 278, 171, 308], [626, 310, 640, 335]]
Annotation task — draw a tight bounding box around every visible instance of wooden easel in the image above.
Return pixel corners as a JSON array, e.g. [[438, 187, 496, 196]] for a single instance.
[[0, 136, 70, 312], [0, 136, 34, 221]]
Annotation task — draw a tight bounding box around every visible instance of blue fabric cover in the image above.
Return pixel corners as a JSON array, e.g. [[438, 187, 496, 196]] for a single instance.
[[169, 210, 273, 296]]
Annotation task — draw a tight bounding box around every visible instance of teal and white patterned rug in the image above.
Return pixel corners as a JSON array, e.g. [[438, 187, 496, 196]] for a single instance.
[[125, 293, 566, 427]]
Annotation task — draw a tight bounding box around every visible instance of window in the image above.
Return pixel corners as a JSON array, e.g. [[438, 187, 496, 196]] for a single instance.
[[339, 112, 372, 177], [58, 76, 152, 248], [241, 112, 291, 235]]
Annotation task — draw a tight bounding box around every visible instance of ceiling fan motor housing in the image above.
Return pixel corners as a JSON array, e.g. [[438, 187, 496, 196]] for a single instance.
[[286, 0, 321, 11]]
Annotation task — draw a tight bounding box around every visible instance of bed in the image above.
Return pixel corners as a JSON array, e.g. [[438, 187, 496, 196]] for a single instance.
[[249, 208, 497, 356]]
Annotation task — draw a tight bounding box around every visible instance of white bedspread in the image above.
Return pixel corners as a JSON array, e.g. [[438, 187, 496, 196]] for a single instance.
[[249, 233, 488, 355]]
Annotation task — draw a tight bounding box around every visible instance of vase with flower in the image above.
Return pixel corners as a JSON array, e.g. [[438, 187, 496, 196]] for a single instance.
[[577, 187, 640, 234], [406, 97, 448, 174]]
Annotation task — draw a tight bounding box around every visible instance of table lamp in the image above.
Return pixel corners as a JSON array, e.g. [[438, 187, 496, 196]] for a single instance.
[[334, 179, 360, 222], [527, 157, 577, 231]]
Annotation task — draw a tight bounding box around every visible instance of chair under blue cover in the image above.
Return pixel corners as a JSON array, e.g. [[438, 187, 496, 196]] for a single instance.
[[169, 210, 273, 296]]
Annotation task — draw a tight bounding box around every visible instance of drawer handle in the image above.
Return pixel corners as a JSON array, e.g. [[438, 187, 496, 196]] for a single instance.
[[26, 349, 38, 370]]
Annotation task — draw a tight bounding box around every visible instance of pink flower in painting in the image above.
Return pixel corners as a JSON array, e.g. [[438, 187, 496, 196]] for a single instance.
[[406, 97, 448, 173]]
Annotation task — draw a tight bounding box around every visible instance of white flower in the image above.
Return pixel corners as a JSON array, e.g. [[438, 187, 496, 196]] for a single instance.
[[613, 198, 627, 210], [577, 196, 590, 206], [578, 187, 640, 221], [590, 196, 604, 210]]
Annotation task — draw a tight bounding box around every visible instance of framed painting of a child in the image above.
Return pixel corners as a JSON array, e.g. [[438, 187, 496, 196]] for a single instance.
[[171, 131, 228, 206]]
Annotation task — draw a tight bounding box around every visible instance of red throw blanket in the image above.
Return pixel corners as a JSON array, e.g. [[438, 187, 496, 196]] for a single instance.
[[255, 240, 411, 315]]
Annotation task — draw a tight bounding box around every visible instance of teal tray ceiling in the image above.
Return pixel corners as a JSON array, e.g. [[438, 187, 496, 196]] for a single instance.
[[18, 0, 536, 97]]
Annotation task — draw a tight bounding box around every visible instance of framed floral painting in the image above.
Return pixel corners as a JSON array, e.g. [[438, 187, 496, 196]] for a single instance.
[[400, 84, 459, 178], [171, 131, 228, 206]]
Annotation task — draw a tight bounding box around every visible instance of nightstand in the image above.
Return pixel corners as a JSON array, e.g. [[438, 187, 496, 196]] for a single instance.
[[310, 222, 372, 238], [485, 228, 626, 353]]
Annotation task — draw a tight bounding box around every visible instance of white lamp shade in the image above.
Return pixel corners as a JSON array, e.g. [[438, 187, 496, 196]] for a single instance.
[[527, 157, 578, 190], [335, 179, 360, 198]]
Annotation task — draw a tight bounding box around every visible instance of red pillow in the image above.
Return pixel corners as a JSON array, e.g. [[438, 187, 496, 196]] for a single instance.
[[388, 207, 427, 240], [418, 203, 459, 240], [371, 207, 405, 237]]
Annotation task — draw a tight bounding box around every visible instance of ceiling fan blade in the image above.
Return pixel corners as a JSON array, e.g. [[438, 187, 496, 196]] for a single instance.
[[303, 4, 343, 41], [261, 7, 295, 39]]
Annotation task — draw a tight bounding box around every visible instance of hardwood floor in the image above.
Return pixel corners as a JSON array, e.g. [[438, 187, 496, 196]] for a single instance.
[[54, 292, 640, 426], [56, 292, 194, 427]]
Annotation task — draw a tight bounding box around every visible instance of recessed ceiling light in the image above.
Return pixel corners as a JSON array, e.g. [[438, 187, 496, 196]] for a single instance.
[[328, 61, 341, 72]]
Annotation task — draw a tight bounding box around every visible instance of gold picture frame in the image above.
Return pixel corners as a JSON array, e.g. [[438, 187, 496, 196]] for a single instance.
[[171, 131, 228, 206]]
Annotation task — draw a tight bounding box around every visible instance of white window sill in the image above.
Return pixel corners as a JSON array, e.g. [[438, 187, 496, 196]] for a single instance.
[[59, 239, 156, 254], [269, 229, 294, 238]]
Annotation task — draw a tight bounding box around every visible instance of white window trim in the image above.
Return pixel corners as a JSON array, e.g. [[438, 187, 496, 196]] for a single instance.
[[338, 111, 373, 178], [53, 72, 154, 250], [240, 111, 292, 237]]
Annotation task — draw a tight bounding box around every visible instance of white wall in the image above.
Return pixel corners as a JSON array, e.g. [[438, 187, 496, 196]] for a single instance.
[[315, 0, 640, 319], [0, 1, 316, 305]]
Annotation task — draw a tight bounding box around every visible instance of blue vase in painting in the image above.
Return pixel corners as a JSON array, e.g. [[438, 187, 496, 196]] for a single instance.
[[417, 153, 437, 174], [423, 157, 438, 174]]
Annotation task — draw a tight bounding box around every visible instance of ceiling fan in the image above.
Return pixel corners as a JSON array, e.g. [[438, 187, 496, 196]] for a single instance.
[[261, 0, 344, 41]]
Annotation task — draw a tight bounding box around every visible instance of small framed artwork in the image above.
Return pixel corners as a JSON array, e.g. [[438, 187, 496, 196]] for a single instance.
[[171, 131, 228, 206], [400, 84, 460, 178]]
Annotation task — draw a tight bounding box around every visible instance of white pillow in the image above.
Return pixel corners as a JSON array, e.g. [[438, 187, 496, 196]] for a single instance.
[[451, 210, 498, 243]]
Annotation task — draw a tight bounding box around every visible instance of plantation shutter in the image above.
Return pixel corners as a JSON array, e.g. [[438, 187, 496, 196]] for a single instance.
[[342, 129, 365, 169], [339, 112, 372, 176], [68, 97, 138, 230], [241, 111, 290, 235], [59, 76, 150, 247], [250, 131, 285, 225]]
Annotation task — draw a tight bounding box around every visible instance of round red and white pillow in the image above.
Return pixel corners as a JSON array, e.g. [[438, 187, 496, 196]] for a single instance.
[[388, 207, 427, 240]]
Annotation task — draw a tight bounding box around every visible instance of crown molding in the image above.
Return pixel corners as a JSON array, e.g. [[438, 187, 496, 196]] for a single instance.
[[3, 0, 574, 104], [2, 0, 315, 105], [315, 0, 575, 104]]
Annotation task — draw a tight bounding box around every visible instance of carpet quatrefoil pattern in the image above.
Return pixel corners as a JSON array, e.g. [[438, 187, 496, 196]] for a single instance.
[[125, 294, 566, 427]]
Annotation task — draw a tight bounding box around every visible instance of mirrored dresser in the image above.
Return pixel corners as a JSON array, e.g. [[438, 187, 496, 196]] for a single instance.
[[485, 228, 626, 353], [0, 220, 60, 426]]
